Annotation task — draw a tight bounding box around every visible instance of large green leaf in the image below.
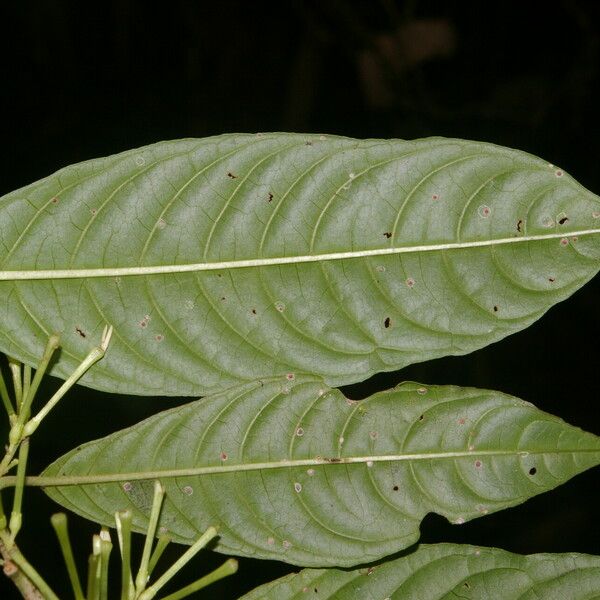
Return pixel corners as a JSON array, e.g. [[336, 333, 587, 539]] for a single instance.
[[37, 379, 600, 567], [0, 134, 599, 395], [240, 543, 600, 599]]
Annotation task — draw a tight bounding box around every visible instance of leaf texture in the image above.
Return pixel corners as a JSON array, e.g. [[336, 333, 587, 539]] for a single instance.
[[40, 379, 600, 567], [0, 134, 599, 395], [240, 543, 600, 599]]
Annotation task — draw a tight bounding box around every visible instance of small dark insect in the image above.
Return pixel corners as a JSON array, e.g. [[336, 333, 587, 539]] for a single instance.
[[517, 219, 523, 232], [227, 172, 237, 179], [268, 192, 274, 202], [384, 317, 391, 328], [383, 232, 392, 239]]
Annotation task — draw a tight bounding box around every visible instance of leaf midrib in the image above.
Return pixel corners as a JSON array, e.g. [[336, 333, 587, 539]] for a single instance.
[[4, 446, 598, 489], [0, 228, 598, 281]]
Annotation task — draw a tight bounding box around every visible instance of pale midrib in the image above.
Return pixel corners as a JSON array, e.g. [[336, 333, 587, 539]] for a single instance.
[[0, 229, 599, 281], [3, 447, 598, 489]]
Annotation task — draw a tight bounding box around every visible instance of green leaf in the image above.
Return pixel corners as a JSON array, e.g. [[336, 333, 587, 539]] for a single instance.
[[240, 543, 600, 599], [0, 134, 599, 395], [38, 379, 600, 567]]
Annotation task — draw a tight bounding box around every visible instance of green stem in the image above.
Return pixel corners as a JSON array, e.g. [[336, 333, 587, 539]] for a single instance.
[[9, 438, 29, 540], [50, 513, 85, 600], [138, 526, 219, 600], [135, 481, 164, 593], [8, 358, 22, 412], [23, 326, 113, 438], [147, 533, 171, 578], [0, 490, 6, 530], [22, 366, 31, 412], [160, 559, 238, 600], [19, 335, 60, 422], [0, 363, 14, 418], [87, 535, 102, 600], [0, 530, 60, 600], [115, 510, 134, 600], [99, 529, 112, 600]]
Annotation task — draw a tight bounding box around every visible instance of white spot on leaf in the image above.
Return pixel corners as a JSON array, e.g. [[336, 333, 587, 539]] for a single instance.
[[478, 205, 491, 218]]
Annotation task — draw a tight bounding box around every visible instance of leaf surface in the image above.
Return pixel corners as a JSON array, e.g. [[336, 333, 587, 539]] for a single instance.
[[240, 543, 600, 599], [40, 379, 600, 567], [0, 134, 599, 395]]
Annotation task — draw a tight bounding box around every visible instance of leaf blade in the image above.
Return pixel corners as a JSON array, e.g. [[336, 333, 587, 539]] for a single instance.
[[40, 379, 600, 567], [0, 134, 599, 395], [239, 543, 600, 599]]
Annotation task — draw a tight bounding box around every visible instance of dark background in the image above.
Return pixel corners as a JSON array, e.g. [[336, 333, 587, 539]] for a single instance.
[[1, 1, 599, 598]]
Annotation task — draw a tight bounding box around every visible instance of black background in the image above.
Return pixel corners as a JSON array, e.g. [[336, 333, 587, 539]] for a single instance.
[[1, 1, 599, 598]]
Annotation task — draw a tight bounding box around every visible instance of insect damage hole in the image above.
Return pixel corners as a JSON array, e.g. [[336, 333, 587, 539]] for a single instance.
[[529, 467, 537, 475], [383, 232, 392, 239], [227, 172, 238, 179], [75, 327, 86, 338]]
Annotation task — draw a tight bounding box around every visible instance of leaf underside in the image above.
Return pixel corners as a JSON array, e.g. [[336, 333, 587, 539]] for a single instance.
[[240, 543, 600, 599], [0, 134, 599, 395], [42, 379, 600, 567]]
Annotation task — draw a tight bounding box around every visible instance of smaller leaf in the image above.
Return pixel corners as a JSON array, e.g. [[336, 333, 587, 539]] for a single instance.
[[41, 379, 600, 567], [240, 543, 600, 599]]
